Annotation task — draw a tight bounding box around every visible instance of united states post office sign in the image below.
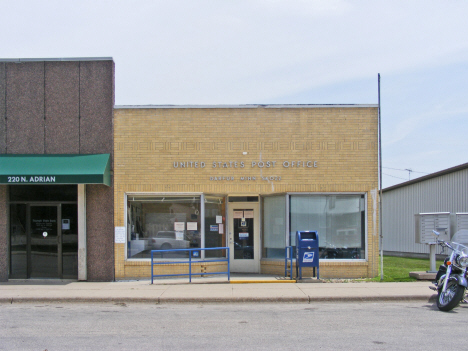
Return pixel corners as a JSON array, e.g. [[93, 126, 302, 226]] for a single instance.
[[172, 160, 318, 169]]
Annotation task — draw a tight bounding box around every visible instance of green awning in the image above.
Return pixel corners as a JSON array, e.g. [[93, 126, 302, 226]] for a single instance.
[[0, 154, 111, 186]]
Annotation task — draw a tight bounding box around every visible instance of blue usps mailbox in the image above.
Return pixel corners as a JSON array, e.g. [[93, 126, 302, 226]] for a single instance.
[[296, 231, 319, 280]]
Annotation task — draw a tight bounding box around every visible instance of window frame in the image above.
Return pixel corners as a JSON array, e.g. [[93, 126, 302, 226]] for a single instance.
[[261, 192, 368, 262], [124, 193, 228, 261]]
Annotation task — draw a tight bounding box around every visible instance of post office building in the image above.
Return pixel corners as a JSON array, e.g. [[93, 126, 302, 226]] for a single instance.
[[114, 105, 380, 279]]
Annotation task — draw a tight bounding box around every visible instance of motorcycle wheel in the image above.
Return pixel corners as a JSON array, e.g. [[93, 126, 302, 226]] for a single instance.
[[437, 278, 465, 311]]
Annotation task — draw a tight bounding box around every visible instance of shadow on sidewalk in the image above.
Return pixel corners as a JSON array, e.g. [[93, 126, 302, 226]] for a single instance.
[[0, 279, 76, 286]]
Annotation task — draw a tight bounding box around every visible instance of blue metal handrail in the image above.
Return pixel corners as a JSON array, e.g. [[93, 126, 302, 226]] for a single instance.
[[151, 247, 230, 283], [285, 246, 294, 280]]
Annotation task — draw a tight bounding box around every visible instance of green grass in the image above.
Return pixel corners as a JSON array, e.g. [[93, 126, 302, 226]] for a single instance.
[[366, 256, 443, 282]]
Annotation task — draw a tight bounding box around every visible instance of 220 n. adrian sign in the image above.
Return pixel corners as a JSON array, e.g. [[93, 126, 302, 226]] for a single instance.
[[6, 176, 57, 183], [2, 174, 108, 184]]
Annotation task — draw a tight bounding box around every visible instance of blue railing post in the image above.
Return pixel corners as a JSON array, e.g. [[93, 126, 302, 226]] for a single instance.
[[189, 250, 192, 283], [227, 247, 230, 282], [285, 246, 293, 280]]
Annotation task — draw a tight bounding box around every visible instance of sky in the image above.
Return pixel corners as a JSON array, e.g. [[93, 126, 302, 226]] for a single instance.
[[1, 0, 467, 188]]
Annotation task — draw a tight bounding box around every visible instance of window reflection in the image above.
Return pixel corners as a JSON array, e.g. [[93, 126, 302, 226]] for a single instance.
[[289, 195, 365, 260], [262, 196, 286, 258], [127, 196, 201, 259], [10, 204, 27, 278]]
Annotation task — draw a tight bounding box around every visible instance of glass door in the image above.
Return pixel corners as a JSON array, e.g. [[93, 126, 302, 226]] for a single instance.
[[228, 201, 260, 273], [10, 203, 78, 279], [30, 205, 60, 278]]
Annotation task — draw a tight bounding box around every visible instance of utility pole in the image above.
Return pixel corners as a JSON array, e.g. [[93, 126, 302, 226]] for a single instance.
[[405, 168, 413, 180], [378, 74, 383, 281]]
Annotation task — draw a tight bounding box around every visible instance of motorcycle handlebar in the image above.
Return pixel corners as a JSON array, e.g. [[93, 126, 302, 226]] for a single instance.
[[436, 239, 453, 251], [433, 230, 454, 250]]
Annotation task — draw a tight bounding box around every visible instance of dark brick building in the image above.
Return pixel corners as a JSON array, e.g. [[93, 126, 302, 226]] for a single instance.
[[0, 58, 114, 281]]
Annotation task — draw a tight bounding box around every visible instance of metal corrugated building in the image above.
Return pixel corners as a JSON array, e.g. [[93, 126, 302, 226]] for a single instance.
[[382, 163, 468, 257]]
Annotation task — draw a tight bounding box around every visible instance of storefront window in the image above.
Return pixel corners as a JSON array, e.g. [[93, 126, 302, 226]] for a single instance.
[[127, 196, 201, 259], [262, 196, 286, 258], [290, 195, 365, 259], [204, 196, 226, 258]]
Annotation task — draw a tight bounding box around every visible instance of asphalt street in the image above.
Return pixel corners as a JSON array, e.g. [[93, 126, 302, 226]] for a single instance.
[[1, 302, 467, 351]]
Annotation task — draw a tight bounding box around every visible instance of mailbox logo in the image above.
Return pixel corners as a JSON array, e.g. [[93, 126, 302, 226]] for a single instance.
[[303, 252, 314, 262]]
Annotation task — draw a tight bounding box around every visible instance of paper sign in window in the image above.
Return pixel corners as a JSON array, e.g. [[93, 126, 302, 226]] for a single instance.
[[174, 222, 185, 231], [114, 227, 126, 243], [187, 222, 197, 231]]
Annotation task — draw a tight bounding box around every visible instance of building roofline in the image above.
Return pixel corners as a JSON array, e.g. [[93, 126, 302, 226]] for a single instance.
[[383, 162, 468, 192], [115, 104, 378, 109], [0, 57, 113, 62]]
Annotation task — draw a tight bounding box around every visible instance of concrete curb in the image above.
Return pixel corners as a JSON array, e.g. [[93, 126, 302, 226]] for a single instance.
[[0, 294, 437, 304], [230, 280, 297, 284]]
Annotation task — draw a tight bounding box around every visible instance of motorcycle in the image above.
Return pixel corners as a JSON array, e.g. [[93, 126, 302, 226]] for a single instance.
[[430, 230, 468, 311]]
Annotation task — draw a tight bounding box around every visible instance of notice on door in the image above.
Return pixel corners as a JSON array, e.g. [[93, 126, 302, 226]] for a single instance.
[[32, 219, 56, 232], [243, 210, 254, 218], [233, 211, 243, 219]]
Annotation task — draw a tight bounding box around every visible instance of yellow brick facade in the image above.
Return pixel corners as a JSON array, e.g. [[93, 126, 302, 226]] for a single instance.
[[114, 106, 379, 279]]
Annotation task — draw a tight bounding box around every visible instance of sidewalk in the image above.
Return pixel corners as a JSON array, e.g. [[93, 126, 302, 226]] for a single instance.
[[0, 275, 437, 304]]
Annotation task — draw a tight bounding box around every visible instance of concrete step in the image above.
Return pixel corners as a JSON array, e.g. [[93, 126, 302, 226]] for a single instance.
[[409, 271, 436, 280]]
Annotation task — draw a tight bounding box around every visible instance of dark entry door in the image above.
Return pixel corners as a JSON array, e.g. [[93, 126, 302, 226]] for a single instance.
[[233, 213, 254, 260], [30, 205, 60, 278], [10, 203, 78, 279]]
